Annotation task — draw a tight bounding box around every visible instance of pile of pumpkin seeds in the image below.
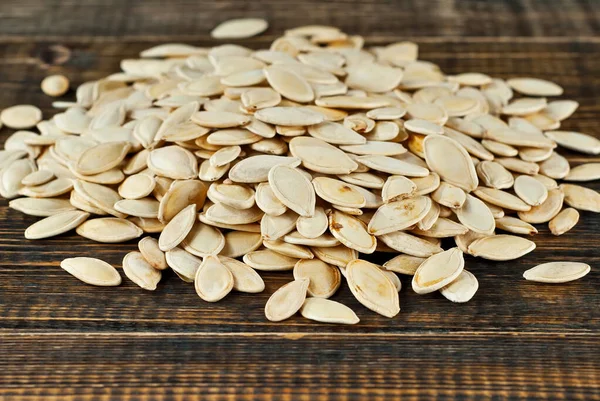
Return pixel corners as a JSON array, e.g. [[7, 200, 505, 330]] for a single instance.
[[0, 21, 597, 325]]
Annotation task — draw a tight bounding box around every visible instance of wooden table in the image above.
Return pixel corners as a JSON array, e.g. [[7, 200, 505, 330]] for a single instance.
[[0, 1, 599, 399]]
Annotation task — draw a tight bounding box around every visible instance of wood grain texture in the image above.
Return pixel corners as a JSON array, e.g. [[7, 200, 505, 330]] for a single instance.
[[0, 0, 599, 400]]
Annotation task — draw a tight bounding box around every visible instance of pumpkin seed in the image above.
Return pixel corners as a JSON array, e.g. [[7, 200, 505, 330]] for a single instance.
[[544, 100, 578, 121], [539, 152, 570, 179], [243, 249, 298, 271], [560, 183, 600, 212], [481, 139, 518, 157], [300, 298, 359, 324], [455, 194, 495, 235], [9, 198, 75, 217], [381, 175, 416, 203], [25, 210, 90, 239], [315, 95, 389, 109], [0, 158, 36, 198], [358, 155, 429, 177], [194, 255, 234, 302], [0, 105, 42, 129], [229, 155, 301, 183], [431, 182, 466, 209], [211, 18, 268, 39], [328, 209, 376, 253], [307, 121, 366, 145], [476, 161, 514, 190], [21, 170, 54, 187], [507, 77, 563, 96], [495, 216, 538, 235], [366, 107, 406, 120], [158, 179, 207, 223], [118, 174, 155, 200], [41, 75, 70, 97], [207, 182, 255, 210], [424, 135, 478, 192], [147, 145, 198, 179], [495, 157, 540, 175], [122, 251, 161, 290], [75, 141, 130, 175], [383, 254, 426, 275], [182, 222, 225, 257], [473, 187, 531, 212], [565, 163, 600, 182], [411, 217, 468, 238], [255, 183, 287, 216], [468, 235, 536, 260], [544, 131, 600, 155], [264, 278, 309, 322], [368, 196, 431, 235], [263, 239, 313, 259], [114, 198, 160, 218], [518, 147, 553, 162], [295, 206, 328, 239], [138, 236, 167, 270], [523, 262, 590, 283], [513, 175, 548, 207], [268, 165, 316, 217], [549, 208, 579, 236], [289, 136, 358, 174], [293, 259, 341, 298], [261, 210, 298, 240], [165, 247, 201, 282], [379, 231, 443, 257], [440, 269, 478, 303], [76, 217, 143, 243], [346, 259, 400, 318], [60, 257, 121, 286], [412, 248, 464, 294], [192, 111, 250, 128]]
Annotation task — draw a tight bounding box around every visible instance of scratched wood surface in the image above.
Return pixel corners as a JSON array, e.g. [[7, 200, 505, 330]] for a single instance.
[[0, 1, 599, 400]]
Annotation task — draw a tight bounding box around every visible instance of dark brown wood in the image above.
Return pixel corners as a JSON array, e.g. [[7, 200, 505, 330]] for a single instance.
[[0, 1, 599, 399]]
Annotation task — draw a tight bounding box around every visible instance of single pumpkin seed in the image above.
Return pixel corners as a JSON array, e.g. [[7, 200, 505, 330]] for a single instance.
[[122, 251, 161, 291], [523, 262, 590, 283], [440, 269, 478, 303], [60, 257, 121, 286], [468, 235, 536, 260], [346, 259, 400, 318], [549, 208, 579, 236], [264, 278, 309, 322]]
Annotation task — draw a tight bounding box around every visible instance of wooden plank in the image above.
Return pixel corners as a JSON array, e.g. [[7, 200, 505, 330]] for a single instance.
[[0, 0, 599, 40], [0, 333, 598, 400]]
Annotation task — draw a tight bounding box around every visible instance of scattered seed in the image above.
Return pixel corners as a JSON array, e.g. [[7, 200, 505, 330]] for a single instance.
[[211, 18, 268, 39], [60, 257, 121, 286], [0, 105, 42, 129], [41, 75, 70, 97], [300, 298, 359, 324], [523, 262, 590, 283]]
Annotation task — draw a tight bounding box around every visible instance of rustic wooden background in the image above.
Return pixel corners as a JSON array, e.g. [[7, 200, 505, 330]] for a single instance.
[[0, 0, 599, 399]]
